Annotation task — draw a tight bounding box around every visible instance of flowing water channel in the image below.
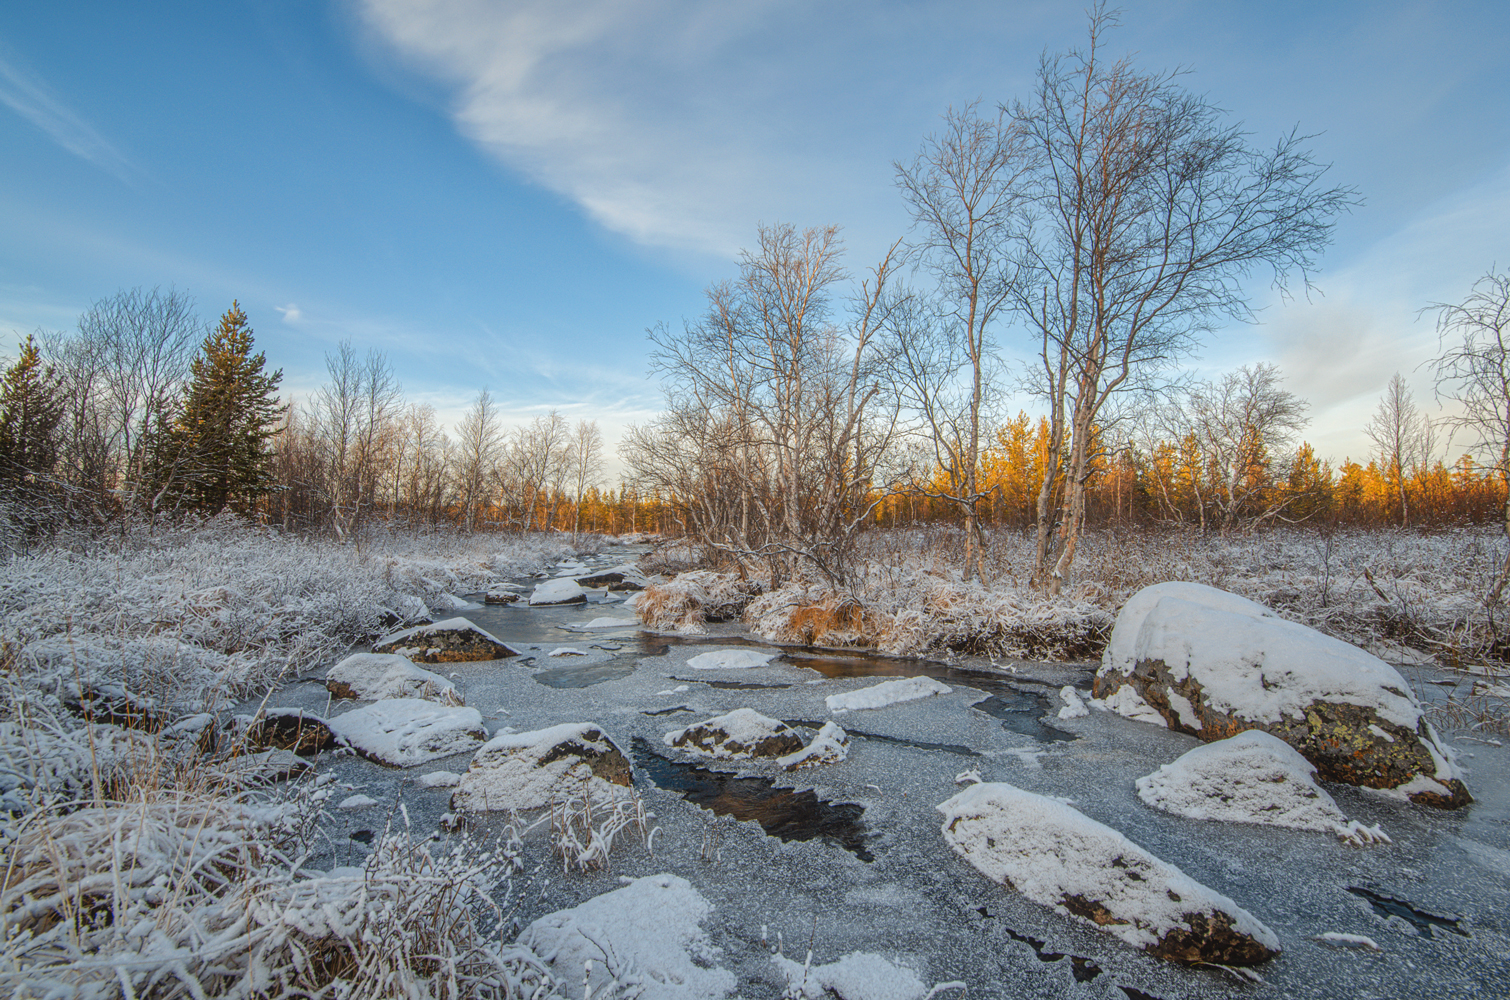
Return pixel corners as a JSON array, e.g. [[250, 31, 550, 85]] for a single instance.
[[258, 545, 1510, 1000]]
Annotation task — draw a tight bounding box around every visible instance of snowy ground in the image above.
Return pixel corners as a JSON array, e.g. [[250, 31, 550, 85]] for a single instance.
[[5, 524, 1509, 998], [251, 547, 1510, 1000]]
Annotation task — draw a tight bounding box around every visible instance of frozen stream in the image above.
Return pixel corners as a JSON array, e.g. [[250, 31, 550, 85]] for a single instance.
[[261, 552, 1510, 1000]]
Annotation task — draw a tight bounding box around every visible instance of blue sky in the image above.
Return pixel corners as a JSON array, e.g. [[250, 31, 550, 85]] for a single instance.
[[2, 1, 1507, 467]]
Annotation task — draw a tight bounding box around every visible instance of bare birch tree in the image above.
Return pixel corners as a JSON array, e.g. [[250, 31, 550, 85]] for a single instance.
[[1005, 6, 1356, 591], [568, 419, 604, 538], [1365, 372, 1432, 527], [895, 103, 1025, 581], [1430, 267, 1510, 600], [630, 223, 902, 585], [455, 389, 502, 533]]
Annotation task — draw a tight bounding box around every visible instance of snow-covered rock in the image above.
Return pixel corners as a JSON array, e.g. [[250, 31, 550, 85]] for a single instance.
[[327, 699, 486, 767], [451, 722, 632, 812], [483, 585, 520, 605], [938, 781, 1280, 966], [529, 578, 587, 605], [1093, 582, 1470, 808], [685, 647, 777, 670], [372, 617, 520, 664], [1057, 686, 1089, 720], [575, 564, 652, 590], [519, 873, 735, 1000], [1136, 731, 1390, 845], [778, 721, 850, 770], [336, 793, 377, 810], [324, 653, 463, 705], [548, 647, 586, 657], [243, 708, 334, 755], [773, 951, 927, 1000], [826, 676, 951, 714], [663, 708, 804, 760]]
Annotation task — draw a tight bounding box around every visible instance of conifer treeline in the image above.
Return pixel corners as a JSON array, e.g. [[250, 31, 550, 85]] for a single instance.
[[871, 413, 1505, 531]]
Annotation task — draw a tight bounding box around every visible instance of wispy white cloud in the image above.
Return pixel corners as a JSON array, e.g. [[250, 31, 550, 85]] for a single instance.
[[275, 303, 303, 323], [351, 0, 909, 258], [0, 54, 133, 180]]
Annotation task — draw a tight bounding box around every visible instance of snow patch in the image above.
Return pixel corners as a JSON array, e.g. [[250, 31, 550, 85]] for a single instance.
[[417, 770, 461, 788], [325, 652, 463, 705], [772, 951, 927, 1000], [777, 721, 850, 770], [1057, 686, 1089, 720], [518, 873, 735, 1000], [530, 578, 587, 605], [451, 722, 628, 812]]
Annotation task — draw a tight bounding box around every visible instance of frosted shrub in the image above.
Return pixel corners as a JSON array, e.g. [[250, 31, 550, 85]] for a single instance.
[[0, 516, 597, 710], [546, 784, 655, 874], [637, 571, 763, 631]]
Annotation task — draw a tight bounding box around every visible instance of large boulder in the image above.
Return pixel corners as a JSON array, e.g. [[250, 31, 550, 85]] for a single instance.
[[451, 722, 631, 812], [939, 781, 1280, 966], [324, 653, 463, 705], [327, 699, 487, 767], [1136, 730, 1390, 845], [663, 708, 804, 760], [1093, 582, 1469, 808], [372, 617, 520, 664], [529, 579, 588, 606]]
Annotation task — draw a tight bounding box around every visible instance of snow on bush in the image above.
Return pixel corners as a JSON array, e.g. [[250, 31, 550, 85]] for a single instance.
[[517, 873, 735, 1000], [0, 715, 561, 1000], [1136, 731, 1390, 845]]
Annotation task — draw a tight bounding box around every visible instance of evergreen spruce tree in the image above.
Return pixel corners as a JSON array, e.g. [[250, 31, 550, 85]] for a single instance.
[[0, 334, 63, 490], [166, 302, 284, 515]]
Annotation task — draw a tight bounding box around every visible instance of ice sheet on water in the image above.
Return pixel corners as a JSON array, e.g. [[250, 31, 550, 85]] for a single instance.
[[686, 648, 778, 670], [826, 676, 950, 714]]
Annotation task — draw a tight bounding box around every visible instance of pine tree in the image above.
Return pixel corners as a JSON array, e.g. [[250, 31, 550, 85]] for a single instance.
[[161, 302, 284, 515], [0, 334, 63, 489]]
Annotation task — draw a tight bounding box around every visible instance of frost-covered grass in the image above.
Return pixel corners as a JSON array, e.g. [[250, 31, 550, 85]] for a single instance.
[[0, 514, 594, 711], [645, 525, 1510, 666]]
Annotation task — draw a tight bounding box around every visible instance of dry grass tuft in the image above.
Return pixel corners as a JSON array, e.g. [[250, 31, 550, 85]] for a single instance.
[[636, 571, 764, 631]]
